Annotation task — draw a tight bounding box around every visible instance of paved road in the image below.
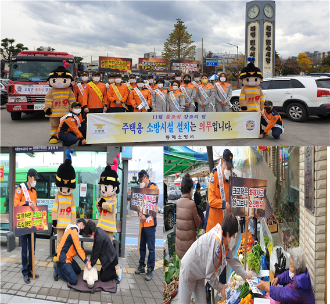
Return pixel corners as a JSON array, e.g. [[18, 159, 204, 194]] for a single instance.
[[1, 107, 329, 146]]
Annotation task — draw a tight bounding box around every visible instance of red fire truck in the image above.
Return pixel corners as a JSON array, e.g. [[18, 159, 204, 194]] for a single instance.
[[6, 50, 82, 120]]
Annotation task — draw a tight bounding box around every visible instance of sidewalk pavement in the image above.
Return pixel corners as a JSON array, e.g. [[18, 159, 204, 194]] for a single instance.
[[0, 238, 163, 304]]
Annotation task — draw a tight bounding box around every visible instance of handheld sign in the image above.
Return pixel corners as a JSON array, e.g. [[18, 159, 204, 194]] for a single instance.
[[130, 187, 159, 218]]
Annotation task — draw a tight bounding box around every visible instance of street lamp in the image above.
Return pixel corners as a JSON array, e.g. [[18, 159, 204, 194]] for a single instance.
[[227, 43, 239, 88]]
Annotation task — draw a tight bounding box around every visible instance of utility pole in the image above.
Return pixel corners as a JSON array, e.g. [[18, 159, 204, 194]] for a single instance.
[[201, 38, 203, 74], [236, 45, 239, 88]]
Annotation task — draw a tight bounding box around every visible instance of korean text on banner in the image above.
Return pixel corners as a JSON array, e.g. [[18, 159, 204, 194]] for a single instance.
[[14, 205, 49, 237], [130, 187, 159, 218], [86, 112, 261, 144], [229, 177, 267, 218]]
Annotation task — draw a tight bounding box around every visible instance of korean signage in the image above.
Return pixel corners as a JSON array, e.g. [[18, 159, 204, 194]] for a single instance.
[[304, 146, 314, 213], [170, 60, 199, 73], [262, 21, 274, 78], [229, 177, 267, 218], [14, 205, 48, 237], [80, 183, 87, 197], [130, 187, 159, 218], [138, 58, 169, 72], [99, 56, 132, 73], [86, 112, 261, 144], [206, 60, 219, 67], [0, 166, 3, 182], [14, 85, 51, 95], [14, 146, 63, 153], [246, 22, 260, 69]]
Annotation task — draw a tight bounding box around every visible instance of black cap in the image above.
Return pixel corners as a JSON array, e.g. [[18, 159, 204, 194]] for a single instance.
[[138, 169, 148, 182], [264, 100, 273, 106], [108, 73, 115, 78], [93, 71, 100, 76], [114, 73, 122, 78], [148, 74, 153, 79], [71, 101, 82, 108], [77, 218, 86, 225], [27, 169, 40, 180], [47, 65, 73, 81], [239, 57, 263, 80], [222, 149, 233, 169], [80, 71, 88, 76], [136, 78, 144, 83], [56, 151, 76, 189], [175, 72, 182, 77], [129, 74, 136, 78], [98, 165, 120, 188]]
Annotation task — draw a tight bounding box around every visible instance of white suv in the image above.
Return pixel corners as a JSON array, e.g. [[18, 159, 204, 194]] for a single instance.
[[230, 76, 330, 122]]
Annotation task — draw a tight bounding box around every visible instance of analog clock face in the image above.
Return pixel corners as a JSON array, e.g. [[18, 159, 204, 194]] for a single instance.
[[264, 4, 274, 18], [248, 5, 260, 19]]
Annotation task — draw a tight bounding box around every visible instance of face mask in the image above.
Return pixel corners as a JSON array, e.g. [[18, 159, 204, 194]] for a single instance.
[[31, 180, 36, 187], [289, 270, 295, 279], [248, 81, 256, 86], [195, 78, 200, 82], [140, 182, 145, 188], [228, 235, 236, 249], [265, 107, 272, 114], [81, 77, 88, 81], [202, 79, 208, 84], [157, 83, 163, 88], [73, 108, 81, 114], [137, 83, 144, 88], [220, 77, 226, 82], [129, 79, 136, 83], [109, 79, 114, 83], [93, 77, 100, 82], [176, 77, 181, 81], [148, 79, 153, 83], [224, 169, 231, 180], [115, 78, 122, 83], [79, 229, 84, 236], [184, 79, 190, 84], [172, 86, 178, 90], [55, 82, 64, 88]]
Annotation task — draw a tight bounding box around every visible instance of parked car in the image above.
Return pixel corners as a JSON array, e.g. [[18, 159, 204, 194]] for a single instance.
[[230, 76, 330, 122], [1, 81, 8, 105], [164, 186, 182, 231]]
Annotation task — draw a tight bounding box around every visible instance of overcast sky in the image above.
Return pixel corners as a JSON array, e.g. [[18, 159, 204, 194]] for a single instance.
[[1, 0, 329, 63]]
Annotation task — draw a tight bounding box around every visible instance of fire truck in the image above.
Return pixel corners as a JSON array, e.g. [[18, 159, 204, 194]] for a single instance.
[[6, 48, 82, 120]]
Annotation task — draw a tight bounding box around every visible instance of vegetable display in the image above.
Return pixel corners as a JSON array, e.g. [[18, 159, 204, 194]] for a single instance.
[[246, 251, 262, 274], [164, 252, 181, 283], [237, 282, 250, 299]]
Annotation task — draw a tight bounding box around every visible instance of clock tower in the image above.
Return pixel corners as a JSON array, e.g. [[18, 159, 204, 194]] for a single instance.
[[245, 1, 276, 78]]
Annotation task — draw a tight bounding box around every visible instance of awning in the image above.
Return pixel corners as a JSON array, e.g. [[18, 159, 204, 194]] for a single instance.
[[164, 146, 209, 176]]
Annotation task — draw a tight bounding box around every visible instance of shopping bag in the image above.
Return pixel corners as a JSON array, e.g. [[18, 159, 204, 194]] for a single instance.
[[260, 218, 273, 256], [269, 246, 290, 274]]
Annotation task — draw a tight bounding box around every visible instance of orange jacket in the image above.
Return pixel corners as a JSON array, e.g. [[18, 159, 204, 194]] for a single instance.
[[74, 83, 89, 105], [56, 113, 85, 140], [127, 83, 137, 105], [131, 88, 152, 112], [57, 226, 87, 264], [14, 182, 37, 206], [83, 82, 107, 109], [169, 81, 183, 91], [142, 181, 159, 227], [206, 167, 229, 232], [261, 109, 283, 134], [106, 83, 129, 108]]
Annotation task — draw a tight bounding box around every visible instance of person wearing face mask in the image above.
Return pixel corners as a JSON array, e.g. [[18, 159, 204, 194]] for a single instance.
[[146, 75, 156, 112], [214, 73, 232, 112], [74, 72, 89, 106], [56, 102, 87, 146], [52, 150, 77, 261], [131, 78, 152, 112], [14, 169, 40, 284], [135, 170, 159, 281], [167, 80, 184, 112], [106, 73, 128, 113], [152, 78, 168, 112], [257, 246, 315, 304], [196, 73, 215, 112], [181, 74, 197, 112], [127, 74, 137, 112], [175, 173, 201, 260], [169, 72, 183, 91], [259, 100, 283, 139], [178, 213, 253, 303], [193, 72, 202, 111], [82, 71, 107, 114]]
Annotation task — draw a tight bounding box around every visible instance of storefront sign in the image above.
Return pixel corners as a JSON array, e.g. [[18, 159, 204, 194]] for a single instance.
[[80, 183, 87, 197], [229, 177, 267, 218], [170, 60, 199, 73], [86, 112, 261, 144], [0, 166, 3, 182], [304, 146, 314, 213], [14, 85, 51, 95], [14, 146, 63, 153], [130, 187, 158, 218], [99, 56, 132, 73], [138, 58, 168, 72], [14, 205, 48, 237]]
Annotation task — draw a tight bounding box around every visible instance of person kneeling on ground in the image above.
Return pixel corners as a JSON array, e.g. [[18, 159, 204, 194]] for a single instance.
[[257, 246, 315, 304], [259, 100, 284, 140], [53, 219, 91, 285], [84, 220, 120, 283], [56, 101, 87, 146]]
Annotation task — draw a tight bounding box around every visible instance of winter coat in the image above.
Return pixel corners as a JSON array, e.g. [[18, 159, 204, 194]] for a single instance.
[[175, 193, 201, 259], [270, 268, 315, 304]]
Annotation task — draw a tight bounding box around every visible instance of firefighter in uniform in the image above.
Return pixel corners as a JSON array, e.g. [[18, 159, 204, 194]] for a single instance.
[[146, 74, 156, 112], [181, 74, 197, 112], [259, 100, 284, 139], [52, 149, 77, 260], [96, 162, 120, 241], [152, 78, 168, 112], [106, 73, 128, 113], [193, 72, 202, 111], [14, 169, 40, 284], [135, 170, 159, 281], [82, 72, 107, 114], [74, 71, 89, 106], [167, 80, 185, 112], [131, 78, 152, 112], [44, 63, 76, 144], [196, 73, 216, 112], [127, 74, 137, 112], [214, 72, 232, 112], [56, 102, 87, 146]]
